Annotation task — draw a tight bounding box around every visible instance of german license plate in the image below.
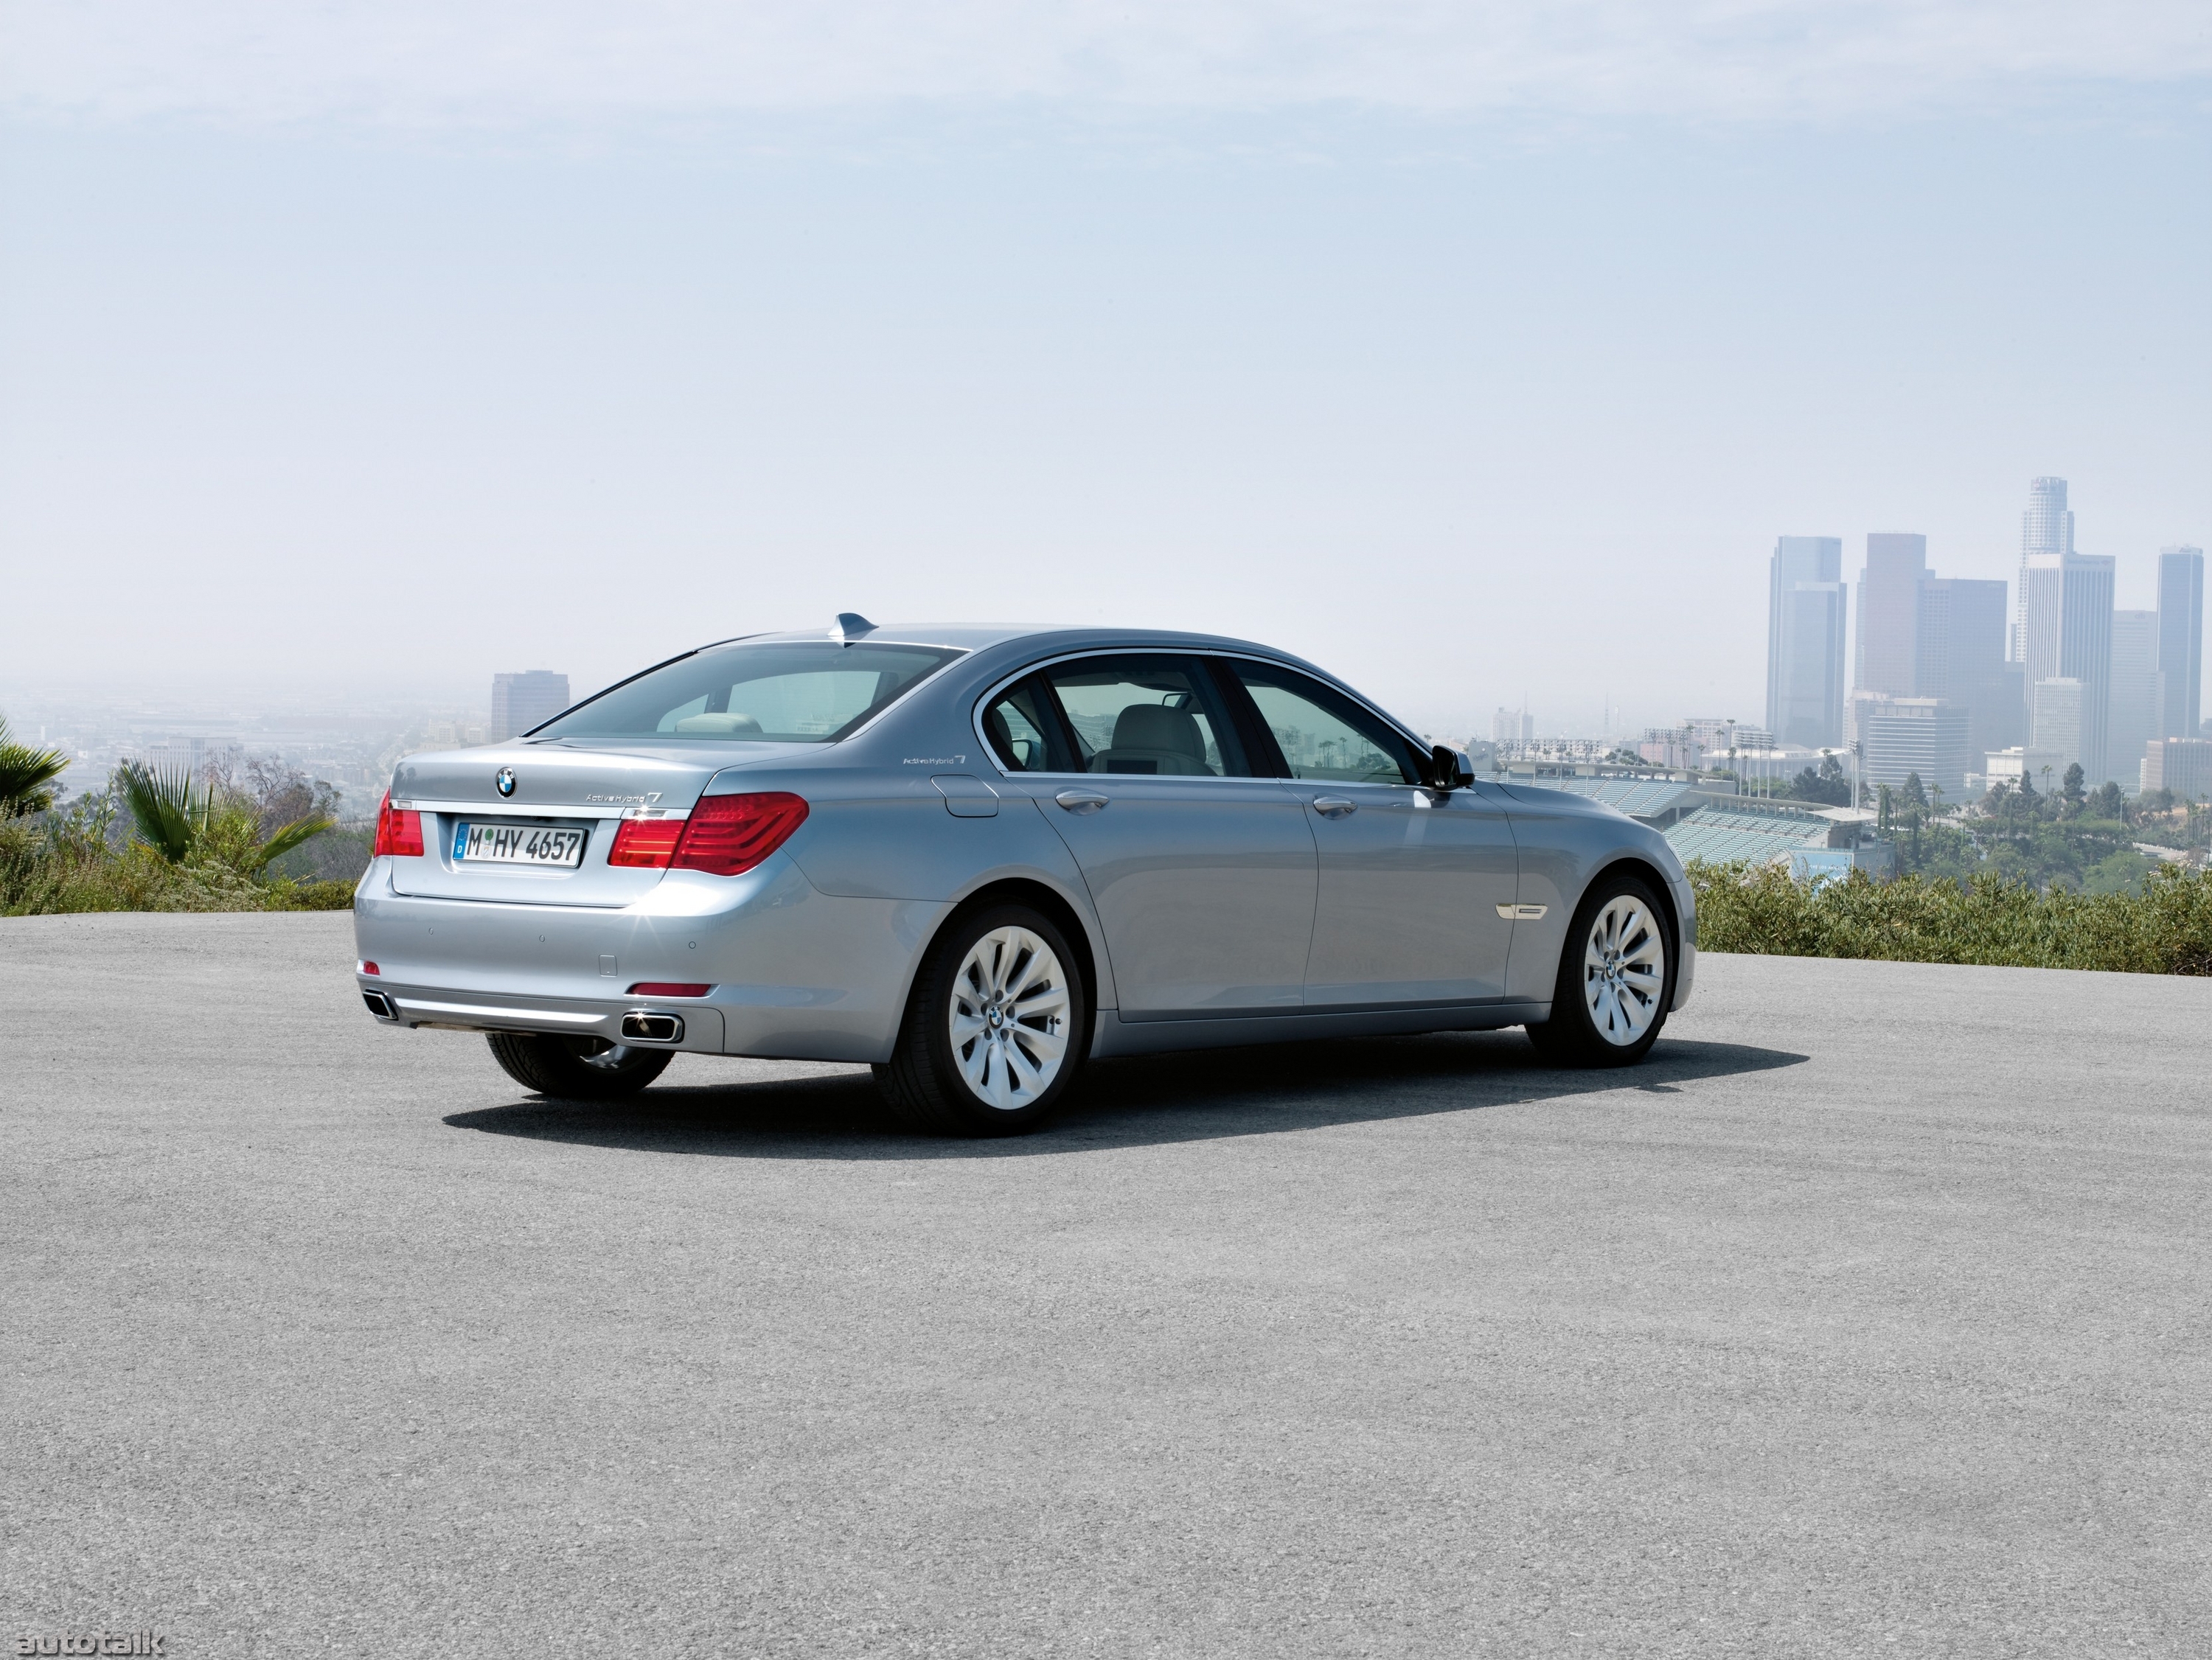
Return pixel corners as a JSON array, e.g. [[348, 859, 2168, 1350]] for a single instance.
[[453, 822, 588, 867]]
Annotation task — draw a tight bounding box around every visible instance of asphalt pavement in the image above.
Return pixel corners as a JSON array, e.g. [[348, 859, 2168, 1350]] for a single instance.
[[4, 912, 2208, 1659]]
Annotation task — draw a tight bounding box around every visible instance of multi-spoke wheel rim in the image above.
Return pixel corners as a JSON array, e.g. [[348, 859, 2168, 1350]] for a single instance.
[[1582, 894, 1666, 1046], [948, 926, 1071, 1111]]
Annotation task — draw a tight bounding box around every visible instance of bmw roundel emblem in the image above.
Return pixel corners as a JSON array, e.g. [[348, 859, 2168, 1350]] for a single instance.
[[495, 767, 517, 798]]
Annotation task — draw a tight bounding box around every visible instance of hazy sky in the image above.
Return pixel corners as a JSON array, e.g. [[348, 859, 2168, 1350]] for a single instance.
[[2, 2, 2206, 737]]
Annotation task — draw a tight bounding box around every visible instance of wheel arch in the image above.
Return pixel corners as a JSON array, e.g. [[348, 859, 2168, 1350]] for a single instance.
[[909, 875, 1106, 1041], [1573, 854, 1684, 972]]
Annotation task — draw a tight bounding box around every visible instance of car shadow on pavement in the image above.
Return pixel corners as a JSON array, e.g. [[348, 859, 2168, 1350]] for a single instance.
[[442, 1031, 1809, 1159]]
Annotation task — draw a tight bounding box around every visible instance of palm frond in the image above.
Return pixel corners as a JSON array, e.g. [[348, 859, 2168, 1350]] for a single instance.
[[0, 714, 71, 817], [249, 814, 338, 873], [117, 761, 213, 864]]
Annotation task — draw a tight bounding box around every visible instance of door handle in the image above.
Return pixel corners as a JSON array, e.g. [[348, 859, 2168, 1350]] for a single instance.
[[1054, 790, 1110, 814], [1311, 797, 1357, 819]]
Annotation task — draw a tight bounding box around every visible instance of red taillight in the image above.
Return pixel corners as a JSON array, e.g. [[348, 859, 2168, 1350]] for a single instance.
[[608, 814, 686, 868], [629, 983, 712, 997], [360, 961, 380, 976], [372, 790, 423, 858], [674, 792, 809, 876]]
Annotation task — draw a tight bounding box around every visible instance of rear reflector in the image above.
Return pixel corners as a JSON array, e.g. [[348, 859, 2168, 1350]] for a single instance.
[[372, 791, 423, 858], [359, 961, 380, 976], [608, 813, 686, 868], [675, 792, 810, 876], [628, 983, 712, 997]]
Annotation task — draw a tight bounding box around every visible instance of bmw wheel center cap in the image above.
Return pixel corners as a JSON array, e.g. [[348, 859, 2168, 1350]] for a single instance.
[[495, 767, 517, 798]]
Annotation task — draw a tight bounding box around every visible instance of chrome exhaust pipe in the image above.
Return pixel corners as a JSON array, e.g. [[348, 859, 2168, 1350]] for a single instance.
[[620, 1011, 684, 1043], [362, 990, 398, 1020]]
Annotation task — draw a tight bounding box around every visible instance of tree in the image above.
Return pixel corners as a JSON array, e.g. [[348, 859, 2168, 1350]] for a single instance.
[[0, 714, 69, 818], [2088, 781, 2124, 822], [116, 761, 334, 874], [1902, 772, 1928, 812]]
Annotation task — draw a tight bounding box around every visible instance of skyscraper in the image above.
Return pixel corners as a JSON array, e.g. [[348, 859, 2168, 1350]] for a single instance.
[[2107, 610, 2163, 792], [2021, 552, 2115, 781], [2016, 476, 2074, 660], [1766, 536, 1846, 748], [492, 671, 572, 741], [2157, 545, 2205, 739], [1854, 533, 1927, 698], [1917, 576, 2015, 757]]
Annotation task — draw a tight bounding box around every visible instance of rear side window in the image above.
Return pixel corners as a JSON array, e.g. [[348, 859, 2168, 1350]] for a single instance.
[[536, 641, 962, 744], [981, 655, 1249, 777], [1222, 660, 1425, 784]]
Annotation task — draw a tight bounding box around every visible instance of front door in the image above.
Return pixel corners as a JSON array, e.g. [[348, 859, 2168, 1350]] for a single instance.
[[981, 655, 1317, 1019], [1217, 659, 1519, 1008]]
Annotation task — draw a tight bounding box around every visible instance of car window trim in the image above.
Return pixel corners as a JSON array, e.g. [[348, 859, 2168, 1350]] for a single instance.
[[970, 647, 1427, 784], [1215, 658, 1430, 787]]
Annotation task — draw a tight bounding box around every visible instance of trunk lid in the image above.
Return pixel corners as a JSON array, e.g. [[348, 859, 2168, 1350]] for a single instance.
[[383, 740, 787, 906]]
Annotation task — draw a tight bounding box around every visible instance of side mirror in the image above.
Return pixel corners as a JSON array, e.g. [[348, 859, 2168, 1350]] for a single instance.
[[1429, 744, 1475, 791]]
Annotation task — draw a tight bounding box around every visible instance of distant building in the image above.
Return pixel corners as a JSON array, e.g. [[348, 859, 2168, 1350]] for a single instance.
[[2020, 551, 2115, 782], [491, 672, 571, 741], [1983, 747, 2069, 797], [2141, 738, 2212, 800], [1766, 536, 1846, 749], [2107, 610, 2163, 795], [1492, 706, 1534, 745], [1858, 697, 1972, 798], [1854, 534, 1927, 698], [1917, 576, 2018, 758], [2158, 546, 2204, 740], [2031, 677, 2084, 775], [2016, 475, 2075, 660]]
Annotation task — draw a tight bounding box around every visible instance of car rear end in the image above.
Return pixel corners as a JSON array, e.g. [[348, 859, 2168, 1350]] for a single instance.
[[352, 744, 815, 1056]]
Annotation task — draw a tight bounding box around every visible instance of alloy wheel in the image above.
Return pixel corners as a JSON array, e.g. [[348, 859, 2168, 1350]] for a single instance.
[[947, 925, 1072, 1110], [1581, 893, 1666, 1046]]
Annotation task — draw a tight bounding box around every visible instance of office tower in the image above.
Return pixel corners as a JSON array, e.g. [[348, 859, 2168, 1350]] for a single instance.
[[2107, 610, 2163, 794], [1767, 537, 1846, 749], [2016, 476, 2074, 659], [2031, 677, 2085, 775], [1854, 534, 1927, 697], [1917, 576, 2016, 756], [1492, 706, 1534, 745], [2020, 551, 2115, 781], [491, 671, 572, 741], [1860, 698, 1972, 798], [2158, 545, 2205, 739], [2142, 738, 2212, 799]]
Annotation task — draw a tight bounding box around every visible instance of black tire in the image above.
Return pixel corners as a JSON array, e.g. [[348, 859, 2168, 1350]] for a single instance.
[[874, 902, 1090, 1136], [486, 1032, 674, 1099], [1523, 871, 1677, 1068]]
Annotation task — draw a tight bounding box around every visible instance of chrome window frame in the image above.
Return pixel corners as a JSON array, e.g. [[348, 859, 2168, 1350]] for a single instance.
[[968, 647, 1433, 785]]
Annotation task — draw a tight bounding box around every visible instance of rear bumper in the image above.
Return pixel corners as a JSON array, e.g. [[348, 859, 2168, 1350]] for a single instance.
[[358, 978, 728, 1052], [351, 856, 945, 1063]]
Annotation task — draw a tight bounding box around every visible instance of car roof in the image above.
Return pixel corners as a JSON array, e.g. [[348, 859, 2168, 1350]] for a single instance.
[[707, 623, 1306, 659]]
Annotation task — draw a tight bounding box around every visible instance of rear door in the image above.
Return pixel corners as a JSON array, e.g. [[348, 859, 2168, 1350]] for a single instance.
[[1217, 658, 1519, 1008], [981, 655, 1317, 1020]]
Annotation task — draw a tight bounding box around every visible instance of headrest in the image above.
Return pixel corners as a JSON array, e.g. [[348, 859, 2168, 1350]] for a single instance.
[[672, 711, 765, 735], [1111, 702, 1206, 759]]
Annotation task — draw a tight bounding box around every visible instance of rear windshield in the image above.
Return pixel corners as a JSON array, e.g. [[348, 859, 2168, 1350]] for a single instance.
[[532, 641, 964, 744]]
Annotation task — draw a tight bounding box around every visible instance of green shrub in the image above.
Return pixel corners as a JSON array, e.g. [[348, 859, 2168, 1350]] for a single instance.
[[1687, 859, 2212, 975]]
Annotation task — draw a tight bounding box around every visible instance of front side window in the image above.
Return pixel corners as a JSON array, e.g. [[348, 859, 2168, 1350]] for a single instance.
[[1225, 662, 1424, 784], [534, 642, 962, 744], [981, 655, 1247, 776]]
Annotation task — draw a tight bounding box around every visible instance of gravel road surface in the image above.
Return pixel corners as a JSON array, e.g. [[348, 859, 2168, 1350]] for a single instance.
[[4, 913, 2208, 1658]]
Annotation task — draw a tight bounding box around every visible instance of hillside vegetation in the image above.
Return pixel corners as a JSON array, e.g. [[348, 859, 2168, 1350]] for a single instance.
[[1688, 859, 2212, 976], [0, 746, 358, 917]]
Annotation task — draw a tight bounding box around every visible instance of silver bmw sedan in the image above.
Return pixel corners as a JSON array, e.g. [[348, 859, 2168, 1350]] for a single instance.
[[354, 619, 1695, 1134]]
